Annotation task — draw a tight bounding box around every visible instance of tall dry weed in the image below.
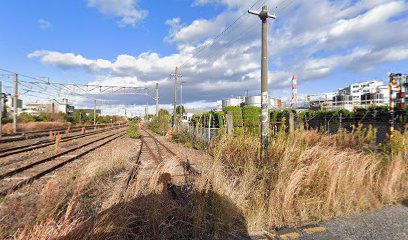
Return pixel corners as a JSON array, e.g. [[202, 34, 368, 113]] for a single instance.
[[204, 129, 408, 231], [2, 122, 71, 134]]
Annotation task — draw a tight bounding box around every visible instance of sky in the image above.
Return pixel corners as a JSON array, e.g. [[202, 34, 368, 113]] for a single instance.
[[0, 0, 408, 116]]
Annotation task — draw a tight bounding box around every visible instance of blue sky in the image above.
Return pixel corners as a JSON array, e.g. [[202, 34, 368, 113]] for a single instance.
[[1, 0, 408, 114]]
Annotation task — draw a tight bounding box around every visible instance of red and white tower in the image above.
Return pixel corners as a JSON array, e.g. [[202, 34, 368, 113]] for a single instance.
[[290, 75, 298, 108]]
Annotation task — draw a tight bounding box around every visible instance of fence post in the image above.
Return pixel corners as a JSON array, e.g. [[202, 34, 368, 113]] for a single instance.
[[227, 112, 234, 136], [208, 114, 212, 141], [289, 112, 295, 133], [203, 116, 206, 139], [339, 113, 343, 132]]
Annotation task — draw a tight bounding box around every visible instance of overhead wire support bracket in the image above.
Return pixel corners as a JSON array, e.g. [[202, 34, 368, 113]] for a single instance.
[[248, 8, 277, 21]]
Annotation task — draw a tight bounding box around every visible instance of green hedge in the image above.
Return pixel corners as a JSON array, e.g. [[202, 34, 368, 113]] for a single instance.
[[213, 111, 225, 129], [223, 106, 243, 127], [242, 106, 261, 127]]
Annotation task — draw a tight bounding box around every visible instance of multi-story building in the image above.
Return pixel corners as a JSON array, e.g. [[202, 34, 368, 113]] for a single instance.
[[24, 99, 74, 116], [309, 80, 392, 111]]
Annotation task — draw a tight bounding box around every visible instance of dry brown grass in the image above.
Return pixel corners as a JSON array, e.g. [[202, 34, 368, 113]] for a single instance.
[[2, 122, 71, 134], [201, 129, 408, 231], [0, 137, 137, 239], [9, 128, 408, 239]]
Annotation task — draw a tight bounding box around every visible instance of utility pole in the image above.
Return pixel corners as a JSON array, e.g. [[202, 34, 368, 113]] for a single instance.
[[13, 73, 18, 133], [180, 80, 183, 124], [146, 93, 149, 121], [173, 67, 179, 127], [155, 82, 159, 116], [93, 99, 96, 126], [249, 5, 276, 152]]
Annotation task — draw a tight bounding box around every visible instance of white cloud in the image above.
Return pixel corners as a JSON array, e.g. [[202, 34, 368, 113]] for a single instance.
[[38, 19, 52, 29], [29, 0, 408, 105], [28, 50, 112, 72], [87, 0, 147, 26]]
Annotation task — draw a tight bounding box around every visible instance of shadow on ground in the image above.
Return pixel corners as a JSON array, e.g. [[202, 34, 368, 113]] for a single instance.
[[56, 173, 249, 240], [402, 199, 408, 208]]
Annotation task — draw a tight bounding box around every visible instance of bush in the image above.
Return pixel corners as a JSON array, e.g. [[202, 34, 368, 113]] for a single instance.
[[18, 113, 36, 123], [223, 106, 243, 127], [213, 111, 225, 129], [172, 128, 208, 150], [149, 109, 170, 135], [242, 106, 261, 127], [127, 123, 141, 139]]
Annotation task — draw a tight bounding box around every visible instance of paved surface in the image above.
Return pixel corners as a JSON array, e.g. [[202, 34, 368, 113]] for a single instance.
[[249, 202, 408, 240], [308, 204, 408, 240]]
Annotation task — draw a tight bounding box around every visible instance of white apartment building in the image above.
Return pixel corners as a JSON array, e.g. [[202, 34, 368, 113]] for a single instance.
[[310, 80, 390, 111], [338, 80, 388, 105]]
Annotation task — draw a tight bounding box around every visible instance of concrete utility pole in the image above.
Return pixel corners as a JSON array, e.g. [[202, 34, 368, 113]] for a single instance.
[[13, 73, 18, 133], [248, 5, 276, 152], [146, 93, 149, 121], [93, 100, 97, 126], [180, 81, 184, 124], [173, 67, 179, 127], [155, 82, 159, 116]]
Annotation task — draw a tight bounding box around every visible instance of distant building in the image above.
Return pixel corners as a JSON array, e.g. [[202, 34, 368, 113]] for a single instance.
[[222, 97, 245, 108], [75, 108, 102, 116], [308, 80, 392, 111], [221, 96, 283, 109], [24, 98, 74, 116]]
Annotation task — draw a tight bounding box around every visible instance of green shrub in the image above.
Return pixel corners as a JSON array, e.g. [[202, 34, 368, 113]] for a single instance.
[[127, 123, 141, 139], [19, 113, 36, 123], [213, 111, 225, 129], [223, 106, 243, 127], [149, 109, 170, 135], [242, 106, 261, 127], [172, 128, 208, 150]]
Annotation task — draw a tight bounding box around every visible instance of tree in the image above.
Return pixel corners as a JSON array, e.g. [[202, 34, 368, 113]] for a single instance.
[[72, 110, 88, 123], [176, 105, 186, 114], [149, 109, 170, 135], [19, 113, 36, 123]]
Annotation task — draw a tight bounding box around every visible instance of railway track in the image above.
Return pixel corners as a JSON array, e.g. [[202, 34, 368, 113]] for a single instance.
[[0, 129, 126, 196], [0, 125, 126, 158], [0, 124, 121, 144], [123, 127, 198, 193]]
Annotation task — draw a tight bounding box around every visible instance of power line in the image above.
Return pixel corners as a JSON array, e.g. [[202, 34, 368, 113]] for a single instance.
[[275, 0, 297, 15], [0, 68, 49, 84], [179, 0, 264, 68]]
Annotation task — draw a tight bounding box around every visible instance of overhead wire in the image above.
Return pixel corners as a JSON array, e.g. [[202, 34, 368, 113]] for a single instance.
[[181, 0, 289, 74], [179, 0, 264, 69], [180, 2, 272, 72]]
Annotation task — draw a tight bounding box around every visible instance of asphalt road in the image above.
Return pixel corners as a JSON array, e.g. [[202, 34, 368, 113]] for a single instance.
[[302, 201, 408, 240]]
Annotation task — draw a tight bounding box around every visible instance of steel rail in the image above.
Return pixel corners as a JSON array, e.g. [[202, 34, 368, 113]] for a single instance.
[[0, 131, 126, 196], [0, 124, 124, 144], [0, 125, 126, 158], [140, 127, 199, 176], [0, 130, 124, 181], [1, 124, 118, 137]]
